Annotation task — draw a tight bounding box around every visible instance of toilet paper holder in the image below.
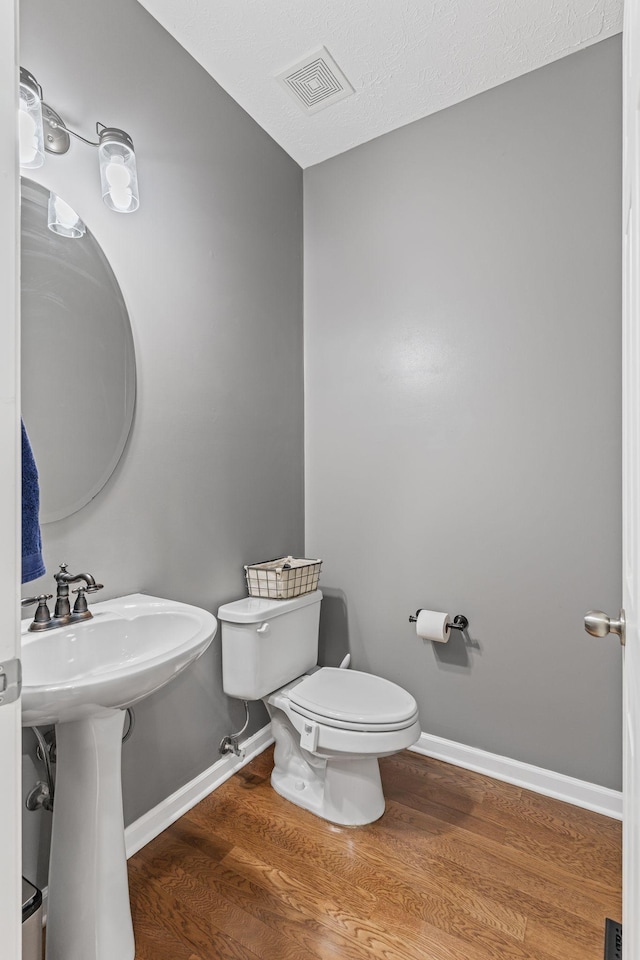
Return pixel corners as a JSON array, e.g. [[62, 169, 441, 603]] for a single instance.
[[408, 611, 469, 631]]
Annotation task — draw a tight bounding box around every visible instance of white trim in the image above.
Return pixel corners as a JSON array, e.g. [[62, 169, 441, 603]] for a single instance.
[[124, 725, 274, 858], [121, 725, 625, 856], [124, 724, 623, 855], [410, 732, 622, 820], [1, 0, 22, 952]]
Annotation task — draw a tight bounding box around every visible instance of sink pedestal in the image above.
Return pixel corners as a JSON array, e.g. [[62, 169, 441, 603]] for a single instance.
[[46, 709, 135, 960], [21, 593, 218, 958]]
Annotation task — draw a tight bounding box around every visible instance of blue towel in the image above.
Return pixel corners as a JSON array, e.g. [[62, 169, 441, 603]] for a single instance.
[[21, 420, 45, 584]]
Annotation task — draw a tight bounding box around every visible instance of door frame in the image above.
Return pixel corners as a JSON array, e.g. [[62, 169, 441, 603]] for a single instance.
[[623, 0, 640, 954], [0, 1, 23, 958]]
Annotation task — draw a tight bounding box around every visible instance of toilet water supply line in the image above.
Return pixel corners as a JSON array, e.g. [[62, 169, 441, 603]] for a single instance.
[[217, 654, 352, 761], [26, 708, 136, 812], [220, 701, 250, 759]]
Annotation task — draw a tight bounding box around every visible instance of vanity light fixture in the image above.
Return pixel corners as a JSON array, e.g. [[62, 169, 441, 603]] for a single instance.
[[97, 127, 139, 213], [47, 191, 86, 239], [19, 67, 140, 213]]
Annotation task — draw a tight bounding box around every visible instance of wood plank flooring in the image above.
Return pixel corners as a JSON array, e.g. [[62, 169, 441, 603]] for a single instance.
[[127, 747, 621, 960]]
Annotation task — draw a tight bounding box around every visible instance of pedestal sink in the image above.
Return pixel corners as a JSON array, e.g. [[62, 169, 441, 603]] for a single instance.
[[21, 593, 217, 960]]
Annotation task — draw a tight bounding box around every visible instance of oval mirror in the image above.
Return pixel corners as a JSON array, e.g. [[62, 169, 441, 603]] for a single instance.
[[21, 179, 136, 523]]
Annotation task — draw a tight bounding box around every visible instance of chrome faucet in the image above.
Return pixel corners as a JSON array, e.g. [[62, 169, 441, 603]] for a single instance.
[[23, 563, 104, 632]]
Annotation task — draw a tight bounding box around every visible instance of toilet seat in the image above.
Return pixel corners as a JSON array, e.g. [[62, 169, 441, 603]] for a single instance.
[[287, 667, 419, 732]]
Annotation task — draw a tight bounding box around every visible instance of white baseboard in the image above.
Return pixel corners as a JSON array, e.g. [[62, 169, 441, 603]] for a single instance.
[[124, 724, 274, 858], [410, 732, 622, 820], [124, 725, 622, 853]]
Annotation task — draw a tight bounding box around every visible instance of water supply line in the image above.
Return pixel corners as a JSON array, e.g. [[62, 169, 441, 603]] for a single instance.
[[219, 700, 250, 759], [26, 727, 55, 812], [25, 708, 136, 812], [122, 707, 135, 744]]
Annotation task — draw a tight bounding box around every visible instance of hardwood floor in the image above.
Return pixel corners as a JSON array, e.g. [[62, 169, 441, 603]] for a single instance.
[[127, 747, 621, 960]]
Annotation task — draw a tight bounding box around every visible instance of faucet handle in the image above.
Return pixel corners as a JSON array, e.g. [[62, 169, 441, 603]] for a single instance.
[[71, 584, 104, 596], [71, 583, 103, 619], [71, 586, 89, 616], [21, 593, 53, 607], [22, 594, 54, 630]]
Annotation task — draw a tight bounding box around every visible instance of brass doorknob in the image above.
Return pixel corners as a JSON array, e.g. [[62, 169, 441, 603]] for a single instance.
[[584, 609, 626, 645]]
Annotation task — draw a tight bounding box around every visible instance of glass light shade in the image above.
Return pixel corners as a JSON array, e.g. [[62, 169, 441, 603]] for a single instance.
[[98, 128, 139, 213], [19, 69, 44, 169], [47, 192, 85, 239]]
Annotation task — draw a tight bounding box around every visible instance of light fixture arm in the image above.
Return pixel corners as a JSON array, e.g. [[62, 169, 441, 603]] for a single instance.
[[45, 119, 115, 150], [47, 117, 100, 149]]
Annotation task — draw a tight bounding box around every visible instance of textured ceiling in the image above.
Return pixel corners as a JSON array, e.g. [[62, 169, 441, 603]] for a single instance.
[[137, 0, 623, 168]]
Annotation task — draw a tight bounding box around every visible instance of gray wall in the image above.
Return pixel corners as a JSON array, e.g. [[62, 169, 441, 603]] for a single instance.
[[20, 0, 303, 888], [305, 37, 622, 790]]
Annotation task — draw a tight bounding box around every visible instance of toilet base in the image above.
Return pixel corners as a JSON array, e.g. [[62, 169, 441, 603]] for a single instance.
[[268, 708, 386, 826], [271, 755, 385, 826]]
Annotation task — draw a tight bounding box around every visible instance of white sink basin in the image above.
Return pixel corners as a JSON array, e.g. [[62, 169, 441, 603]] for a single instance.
[[21, 593, 217, 725], [20, 592, 217, 960]]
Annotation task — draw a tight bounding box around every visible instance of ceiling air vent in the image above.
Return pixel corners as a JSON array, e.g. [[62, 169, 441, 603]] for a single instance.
[[277, 47, 354, 115]]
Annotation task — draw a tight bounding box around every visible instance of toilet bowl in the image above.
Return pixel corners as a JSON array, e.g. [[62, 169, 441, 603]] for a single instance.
[[266, 667, 421, 825], [218, 591, 421, 826]]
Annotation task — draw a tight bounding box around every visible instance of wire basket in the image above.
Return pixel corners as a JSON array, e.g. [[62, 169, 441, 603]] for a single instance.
[[244, 556, 322, 600]]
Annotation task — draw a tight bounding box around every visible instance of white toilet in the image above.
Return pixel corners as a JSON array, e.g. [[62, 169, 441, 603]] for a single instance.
[[218, 589, 421, 826]]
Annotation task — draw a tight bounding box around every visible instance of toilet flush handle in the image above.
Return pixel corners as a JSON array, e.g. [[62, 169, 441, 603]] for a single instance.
[[256, 622, 270, 636]]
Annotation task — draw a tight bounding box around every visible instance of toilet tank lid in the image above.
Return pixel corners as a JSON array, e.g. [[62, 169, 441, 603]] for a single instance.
[[218, 590, 322, 623]]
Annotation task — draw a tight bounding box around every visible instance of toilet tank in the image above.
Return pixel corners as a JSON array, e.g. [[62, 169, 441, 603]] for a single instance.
[[218, 590, 322, 700]]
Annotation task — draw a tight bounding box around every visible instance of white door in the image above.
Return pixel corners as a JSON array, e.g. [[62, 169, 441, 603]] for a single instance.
[[0, 2, 23, 958], [623, 0, 640, 955]]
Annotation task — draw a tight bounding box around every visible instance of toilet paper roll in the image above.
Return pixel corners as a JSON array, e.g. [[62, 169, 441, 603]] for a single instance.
[[415, 610, 451, 643]]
